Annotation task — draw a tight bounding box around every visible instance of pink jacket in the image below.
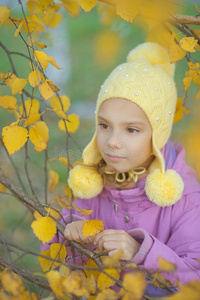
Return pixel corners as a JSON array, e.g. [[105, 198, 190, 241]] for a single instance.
[[42, 141, 200, 292]]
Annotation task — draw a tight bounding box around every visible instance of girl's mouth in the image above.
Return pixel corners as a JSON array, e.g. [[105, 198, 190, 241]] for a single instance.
[[106, 154, 125, 162]]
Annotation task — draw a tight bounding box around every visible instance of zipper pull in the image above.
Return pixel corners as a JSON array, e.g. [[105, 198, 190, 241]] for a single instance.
[[114, 199, 118, 213]]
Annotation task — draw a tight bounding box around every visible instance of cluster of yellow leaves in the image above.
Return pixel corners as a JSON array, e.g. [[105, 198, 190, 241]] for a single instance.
[[46, 270, 96, 299], [168, 37, 199, 64], [0, 92, 79, 155], [0, 269, 38, 299]]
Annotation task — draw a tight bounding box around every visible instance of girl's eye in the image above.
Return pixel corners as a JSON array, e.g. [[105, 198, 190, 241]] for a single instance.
[[127, 128, 138, 133], [99, 123, 109, 129]]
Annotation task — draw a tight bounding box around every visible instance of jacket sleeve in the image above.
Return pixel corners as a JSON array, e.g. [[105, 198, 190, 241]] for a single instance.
[[128, 194, 200, 285]]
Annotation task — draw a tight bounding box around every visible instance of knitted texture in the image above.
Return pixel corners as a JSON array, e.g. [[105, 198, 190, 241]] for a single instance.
[[69, 42, 184, 206]]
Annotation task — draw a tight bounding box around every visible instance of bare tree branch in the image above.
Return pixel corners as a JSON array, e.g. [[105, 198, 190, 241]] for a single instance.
[[171, 14, 200, 25]]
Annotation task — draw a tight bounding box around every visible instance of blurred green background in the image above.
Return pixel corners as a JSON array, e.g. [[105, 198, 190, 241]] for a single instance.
[[0, 0, 200, 296]]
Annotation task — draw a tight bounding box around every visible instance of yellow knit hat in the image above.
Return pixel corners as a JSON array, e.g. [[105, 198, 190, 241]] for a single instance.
[[68, 42, 184, 207]]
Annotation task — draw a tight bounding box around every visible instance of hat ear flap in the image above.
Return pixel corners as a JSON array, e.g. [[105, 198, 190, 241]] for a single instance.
[[83, 132, 102, 165], [145, 134, 184, 207]]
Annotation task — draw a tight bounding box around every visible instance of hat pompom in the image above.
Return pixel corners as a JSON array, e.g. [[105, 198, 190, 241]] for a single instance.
[[127, 42, 175, 77], [68, 165, 103, 199], [145, 169, 184, 207]]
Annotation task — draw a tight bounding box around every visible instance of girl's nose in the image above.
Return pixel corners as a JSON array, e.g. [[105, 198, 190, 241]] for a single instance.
[[107, 132, 123, 149]]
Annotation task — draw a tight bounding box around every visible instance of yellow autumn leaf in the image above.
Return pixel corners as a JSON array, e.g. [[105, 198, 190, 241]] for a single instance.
[[46, 79, 60, 92], [61, 0, 80, 18], [3, 72, 17, 89], [193, 73, 200, 87], [86, 275, 96, 294], [158, 257, 176, 272], [48, 56, 62, 69], [0, 183, 7, 192], [29, 121, 49, 152], [115, 0, 141, 23], [168, 41, 186, 63], [0, 6, 10, 27], [11, 78, 27, 95], [188, 62, 200, 70], [50, 95, 70, 112], [183, 77, 192, 91], [82, 219, 104, 237], [166, 281, 200, 299], [58, 156, 68, 167], [41, 7, 63, 28], [60, 264, 70, 278], [95, 288, 118, 300], [50, 243, 67, 263], [46, 270, 65, 298], [19, 99, 40, 117], [173, 98, 190, 124], [31, 216, 57, 243], [33, 207, 61, 220], [24, 113, 40, 127], [95, 31, 122, 68], [49, 169, 59, 192], [56, 194, 72, 209], [58, 113, 80, 133], [1, 271, 24, 296], [84, 259, 99, 280], [195, 3, 200, 12], [62, 271, 90, 298], [0, 96, 17, 111], [34, 50, 49, 70], [2, 125, 28, 155], [39, 81, 55, 100], [39, 249, 55, 272], [97, 268, 119, 290], [34, 41, 47, 49], [179, 37, 198, 53], [102, 249, 124, 268], [77, 0, 98, 12], [20, 15, 45, 34], [28, 70, 42, 87], [14, 19, 23, 38], [120, 272, 146, 299], [174, 109, 183, 124], [65, 185, 73, 199], [72, 203, 93, 215], [50, 95, 71, 118]]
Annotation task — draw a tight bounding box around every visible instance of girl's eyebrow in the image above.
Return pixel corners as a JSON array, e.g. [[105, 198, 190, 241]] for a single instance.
[[98, 115, 146, 126]]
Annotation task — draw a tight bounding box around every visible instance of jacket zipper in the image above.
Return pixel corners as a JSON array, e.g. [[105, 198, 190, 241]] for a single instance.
[[114, 199, 118, 213]]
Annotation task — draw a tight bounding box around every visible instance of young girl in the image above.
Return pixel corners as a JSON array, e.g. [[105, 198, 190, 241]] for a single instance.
[[43, 42, 200, 296]]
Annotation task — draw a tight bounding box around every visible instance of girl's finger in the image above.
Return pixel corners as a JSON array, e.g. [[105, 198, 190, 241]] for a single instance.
[[94, 229, 117, 245]]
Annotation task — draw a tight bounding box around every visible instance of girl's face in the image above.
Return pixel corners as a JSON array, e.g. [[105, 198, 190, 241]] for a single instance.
[[97, 98, 152, 173]]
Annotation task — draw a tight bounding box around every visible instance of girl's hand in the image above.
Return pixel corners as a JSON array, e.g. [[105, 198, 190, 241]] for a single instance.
[[64, 220, 94, 244], [94, 229, 140, 260]]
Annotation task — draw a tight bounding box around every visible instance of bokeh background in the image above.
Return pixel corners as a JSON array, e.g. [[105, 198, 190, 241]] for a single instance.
[[0, 0, 200, 295]]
